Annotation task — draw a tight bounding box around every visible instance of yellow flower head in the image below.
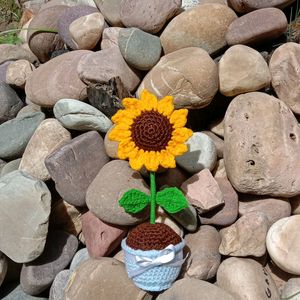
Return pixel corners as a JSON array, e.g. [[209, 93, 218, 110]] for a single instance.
[[109, 90, 193, 172]]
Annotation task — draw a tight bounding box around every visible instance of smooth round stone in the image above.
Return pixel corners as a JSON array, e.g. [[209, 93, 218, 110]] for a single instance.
[[176, 132, 217, 173], [138, 47, 218, 109], [170, 205, 198, 232], [0, 61, 12, 83], [281, 278, 300, 300], [70, 248, 90, 270], [54, 98, 112, 132], [104, 126, 119, 158], [213, 158, 227, 178], [40, 0, 97, 10], [209, 117, 224, 138], [101, 27, 122, 49], [226, 8, 287, 46], [0, 159, 6, 174], [0, 252, 8, 287], [86, 160, 150, 226], [120, 0, 181, 34], [219, 45, 271, 96], [20, 230, 78, 295], [17, 104, 41, 117], [182, 0, 228, 10], [0, 82, 24, 124], [93, 0, 123, 26], [118, 28, 161, 70], [202, 131, 224, 158], [0, 283, 48, 300], [161, 4, 237, 55], [0, 158, 21, 176], [266, 216, 300, 275], [49, 270, 72, 300], [0, 44, 38, 65], [0, 111, 45, 160]]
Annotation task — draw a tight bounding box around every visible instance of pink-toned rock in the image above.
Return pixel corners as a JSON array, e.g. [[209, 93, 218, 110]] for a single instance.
[[101, 27, 122, 49], [212, 159, 227, 178], [94, 0, 123, 26]]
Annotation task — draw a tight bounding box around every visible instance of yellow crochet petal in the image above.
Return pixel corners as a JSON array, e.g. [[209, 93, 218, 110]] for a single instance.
[[129, 149, 145, 170], [169, 109, 188, 128], [111, 109, 134, 125], [157, 96, 174, 117], [167, 141, 188, 156], [118, 139, 137, 160], [144, 151, 160, 172], [171, 127, 193, 143], [109, 126, 131, 142], [140, 90, 158, 111], [122, 98, 140, 109], [159, 150, 176, 169]]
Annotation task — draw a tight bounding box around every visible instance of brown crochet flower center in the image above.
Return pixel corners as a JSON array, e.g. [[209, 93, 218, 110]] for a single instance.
[[131, 111, 173, 152]]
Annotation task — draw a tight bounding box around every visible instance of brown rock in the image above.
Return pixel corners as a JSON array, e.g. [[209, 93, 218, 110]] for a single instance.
[[202, 131, 224, 158], [209, 117, 224, 138], [101, 27, 122, 49], [94, 0, 123, 26], [0, 44, 37, 65], [290, 194, 300, 214], [156, 167, 189, 190], [104, 126, 119, 158], [212, 159, 227, 178], [6, 60, 35, 88]]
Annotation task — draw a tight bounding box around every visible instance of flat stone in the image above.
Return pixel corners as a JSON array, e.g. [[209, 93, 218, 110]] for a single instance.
[[70, 248, 90, 270], [101, 27, 122, 49], [0, 171, 51, 263], [86, 160, 150, 226], [104, 126, 119, 158], [226, 8, 287, 46], [282, 278, 300, 300], [176, 132, 217, 173], [49, 270, 72, 300], [217, 257, 280, 300], [45, 131, 109, 206], [0, 252, 8, 287], [182, 0, 228, 10], [118, 28, 161, 71], [53, 98, 112, 132], [224, 92, 300, 197], [0, 44, 38, 65], [20, 230, 78, 295], [219, 45, 271, 96], [94, 0, 123, 26], [137, 47, 218, 109], [0, 283, 48, 299], [161, 4, 237, 55], [202, 131, 224, 158], [25, 50, 90, 107], [0, 158, 21, 177]]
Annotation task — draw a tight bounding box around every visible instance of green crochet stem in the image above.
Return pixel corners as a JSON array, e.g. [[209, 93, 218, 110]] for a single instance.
[[150, 172, 156, 224]]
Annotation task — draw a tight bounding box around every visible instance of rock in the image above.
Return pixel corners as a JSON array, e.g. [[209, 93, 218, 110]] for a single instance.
[[120, 0, 181, 34], [0, 171, 51, 263], [266, 216, 300, 275], [176, 132, 217, 173], [0, 283, 48, 299], [57, 5, 99, 49], [0, 82, 24, 124], [212, 158, 227, 178], [94, 0, 123, 26], [219, 211, 269, 257], [226, 8, 287, 46], [291, 195, 300, 214], [69, 12, 105, 50], [282, 278, 300, 300], [118, 28, 161, 71], [0, 252, 8, 287], [0, 158, 21, 176], [86, 160, 150, 226], [0, 159, 6, 174], [270, 42, 300, 114], [171, 205, 198, 232], [181, 169, 224, 213], [239, 195, 291, 225], [49, 270, 72, 300], [70, 248, 90, 270], [104, 126, 119, 158], [19, 119, 71, 181], [202, 131, 224, 158], [224, 92, 300, 197], [20, 230, 78, 295], [0, 61, 11, 83], [45, 131, 109, 207], [53, 98, 112, 132], [0, 111, 45, 160], [219, 45, 271, 96], [17, 104, 41, 117], [82, 211, 127, 258], [101, 27, 122, 49], [209, 117, 224, 138], [65, 258, 150, 300], [137, 47, 218, 109], [157, 278, 235, 300], [156, 167, 189, 189], [182, 0, 228, 10], [184, 225, 221, 280], [217, 257, 280, 300], [161, 4, 237, 55], [40, 0, 97, 10], [25, 50, 90, 107], [0, 44, 38, 65]]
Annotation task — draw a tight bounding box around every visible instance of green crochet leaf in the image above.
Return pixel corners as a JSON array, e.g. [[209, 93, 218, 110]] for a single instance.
[[119, 189, 150, 214], [156, 187, 188, 214]]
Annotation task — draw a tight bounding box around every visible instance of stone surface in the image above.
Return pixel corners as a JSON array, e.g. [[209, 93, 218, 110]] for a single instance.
[[224, 92, 300, 197], [182, 0, 228, 9], [20, 230, 78, 295], [0, 283, 48, 299], [217, 257, 280, 300], [17, 104, 41, 117], [181, 169, 224, 213], [266, 215, 300, 275], [282, 278, 300, 300], [70, 248, 90, 270], [171, 205, 198, 232], [19, 119, 71, 181], [104, 126, 119, 158], [202, 131, 224, 158], [0, 158, 21, 176], [161, 4, 237, 55], [0, 61, 11, 83], [291, 195, 300, 215], [0, 171, 51, 263], [53, 98, 112, 132], [137, 47, 218, 109], [120, 0, 181, 34], [0, 159, 6, 174], [77, 46, 141, 92], [101, 27, 122, 49], [118, 28, 161, 71], [219, 45, 271, 96], [226, 8, 288, 46], [212, 158, 227, 178], [156, 167, 189, 189], [0, 44, 38, 65], [86, 160, 150, 226], [0, 252, 8, 287], [45, 131, 109, 207], [94, 0, 123, 26], [0, 82, 24, 124], [49, 270, 72, 300], [270, 42, 300, 115], [25, 50, 90, 107], [176, 132, 217, 173], [209, 117, 224, 138]]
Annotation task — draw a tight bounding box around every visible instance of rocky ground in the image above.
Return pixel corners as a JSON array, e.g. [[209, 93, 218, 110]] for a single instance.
[[0, 0, 300, 299]]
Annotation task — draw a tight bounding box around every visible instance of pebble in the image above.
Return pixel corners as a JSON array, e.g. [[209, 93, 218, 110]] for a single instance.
[[217, 257, 280, 300], [0, 283, 48, 300], [118, 28, 161, 70], [17, 104, 41, 117], [45, 131, 109, 207], [53, 98, 112, 132], [226, 8, 288, 46], [0, 252, 8, 287], [0, 171, 51, 263], [202, 131, 224, 158], [6, 60, 34, 89], [70, 248, 90, 270], [176, 132, 217, 173], [212, 158, 227, 178], [19, 119, 71, 181], [0, 159, 6, 175], [0, 44, 37, 65], [49, 270, 72, 300], [161, 4, 237, 55], [86, 160, 150, 226], [101, 27, 122, 49], [0, 158, 21, 176], [93, 0, 123, 26], [120, 0, 181, 34], [182, 0, 228, 10], [0, 82, 24, 124], [224, 92, 300, 197], [138, 47, 218, 109], [281, 278, 300, 300], [266, 215, 300, 275], [219, 45, 271, 96], [0, 61, 12, 83], [20, 230, 78, 295]]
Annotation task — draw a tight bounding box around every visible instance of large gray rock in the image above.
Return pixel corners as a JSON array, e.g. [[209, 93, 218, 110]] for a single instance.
[[49, 270, 72, 300]]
